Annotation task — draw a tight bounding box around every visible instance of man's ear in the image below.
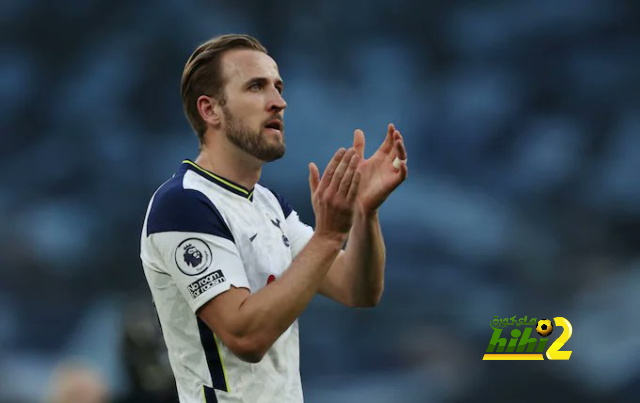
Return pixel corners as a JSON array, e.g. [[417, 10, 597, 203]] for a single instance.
[[197, 95, 222, 127]]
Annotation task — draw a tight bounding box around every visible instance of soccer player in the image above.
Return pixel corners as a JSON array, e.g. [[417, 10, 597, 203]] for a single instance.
[[140, 34, 408, 403]]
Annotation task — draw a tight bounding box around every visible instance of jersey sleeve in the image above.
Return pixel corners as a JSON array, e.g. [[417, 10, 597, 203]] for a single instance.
[[268, 188, 314, 259], [146, 184, 250, 312]]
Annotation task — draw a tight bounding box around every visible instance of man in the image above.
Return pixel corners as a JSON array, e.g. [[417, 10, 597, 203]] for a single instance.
[[140, 34, 408, 403]]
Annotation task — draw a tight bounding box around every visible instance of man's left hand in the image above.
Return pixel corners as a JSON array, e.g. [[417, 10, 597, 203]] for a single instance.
[[352, 123, 408, 215]]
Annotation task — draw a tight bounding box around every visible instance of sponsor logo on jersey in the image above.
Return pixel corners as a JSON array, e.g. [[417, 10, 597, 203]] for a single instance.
[[175, 238, 212, 276], [188, 270, 226, 298]]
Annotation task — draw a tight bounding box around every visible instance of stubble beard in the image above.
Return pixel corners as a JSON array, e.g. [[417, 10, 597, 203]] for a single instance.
[[223, 105, 286, 162]]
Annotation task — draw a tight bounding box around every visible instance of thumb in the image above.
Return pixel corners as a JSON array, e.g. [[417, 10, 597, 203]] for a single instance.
[[353, 129, 365, 158], [308, 162, 320, 194]]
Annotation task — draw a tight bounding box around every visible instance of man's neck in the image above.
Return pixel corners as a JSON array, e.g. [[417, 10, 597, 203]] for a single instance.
[[195, 140, 262, 191]]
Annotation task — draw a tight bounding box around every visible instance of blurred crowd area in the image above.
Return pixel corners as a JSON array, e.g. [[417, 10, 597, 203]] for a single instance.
[[2, 0, 640, 402]]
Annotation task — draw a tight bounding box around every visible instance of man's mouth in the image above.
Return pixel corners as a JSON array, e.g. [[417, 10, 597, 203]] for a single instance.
[[264, 119, 284, 132]]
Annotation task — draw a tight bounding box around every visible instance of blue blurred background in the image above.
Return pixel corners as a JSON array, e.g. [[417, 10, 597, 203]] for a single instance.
[[2, 0, 640, 402]]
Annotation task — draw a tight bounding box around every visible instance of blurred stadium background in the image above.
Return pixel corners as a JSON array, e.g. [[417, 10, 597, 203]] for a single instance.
[[2, 0, 640, 402]]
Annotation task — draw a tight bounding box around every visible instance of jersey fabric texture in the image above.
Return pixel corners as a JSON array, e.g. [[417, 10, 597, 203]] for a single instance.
[[140, 160, 314, 403]]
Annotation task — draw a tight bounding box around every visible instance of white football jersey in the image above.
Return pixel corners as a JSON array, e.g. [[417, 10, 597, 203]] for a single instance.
[[140, 160, 314, 403]]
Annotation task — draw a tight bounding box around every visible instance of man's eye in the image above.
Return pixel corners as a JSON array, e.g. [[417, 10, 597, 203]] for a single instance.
[[250, 83, 262, 91]]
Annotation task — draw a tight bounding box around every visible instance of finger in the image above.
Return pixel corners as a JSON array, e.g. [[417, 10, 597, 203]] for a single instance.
[[329, 148, 356, 192], [347, 170, 361, 203], [390, 137, 408, 161], [399, 160, 408, 181], [308, 163, 320, 194], [338, 153, 359, 196], [393, 129, 404, 143], [387, 159, 408, 193], [377, 123, 395, 154], [318, 148, 346, 192], [353, 129, 365, 159], [393, 157, 408, 183]]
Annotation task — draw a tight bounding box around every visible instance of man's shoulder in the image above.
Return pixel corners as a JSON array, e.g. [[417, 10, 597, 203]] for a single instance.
[[151, 174, 210, 213], [146, 175, 233, 240]]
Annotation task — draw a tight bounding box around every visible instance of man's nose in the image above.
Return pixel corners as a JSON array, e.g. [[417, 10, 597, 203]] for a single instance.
[[269, 91, 287, 112]]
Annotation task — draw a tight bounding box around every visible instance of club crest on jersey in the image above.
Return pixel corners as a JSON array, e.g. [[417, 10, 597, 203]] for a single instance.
[[175, 238, 212, 276], [270, 217, 290, 247]]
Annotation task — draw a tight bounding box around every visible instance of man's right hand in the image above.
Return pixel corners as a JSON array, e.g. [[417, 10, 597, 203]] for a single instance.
[[308, 148, 361, 243]]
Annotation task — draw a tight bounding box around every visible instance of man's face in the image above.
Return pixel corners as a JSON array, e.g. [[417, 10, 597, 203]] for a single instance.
[[218, 49, 287, 162]]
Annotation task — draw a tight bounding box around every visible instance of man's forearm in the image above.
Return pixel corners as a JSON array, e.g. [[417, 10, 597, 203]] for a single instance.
[[340, 210, 386, 306], [235, 233, 343, 352]]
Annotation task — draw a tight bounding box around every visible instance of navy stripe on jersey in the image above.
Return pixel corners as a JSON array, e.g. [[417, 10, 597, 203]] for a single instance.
[[146, 174, 234, 242], [267, 188, 293, 219], [203, 385, 218, 402], [197, 318, 229, 393]]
